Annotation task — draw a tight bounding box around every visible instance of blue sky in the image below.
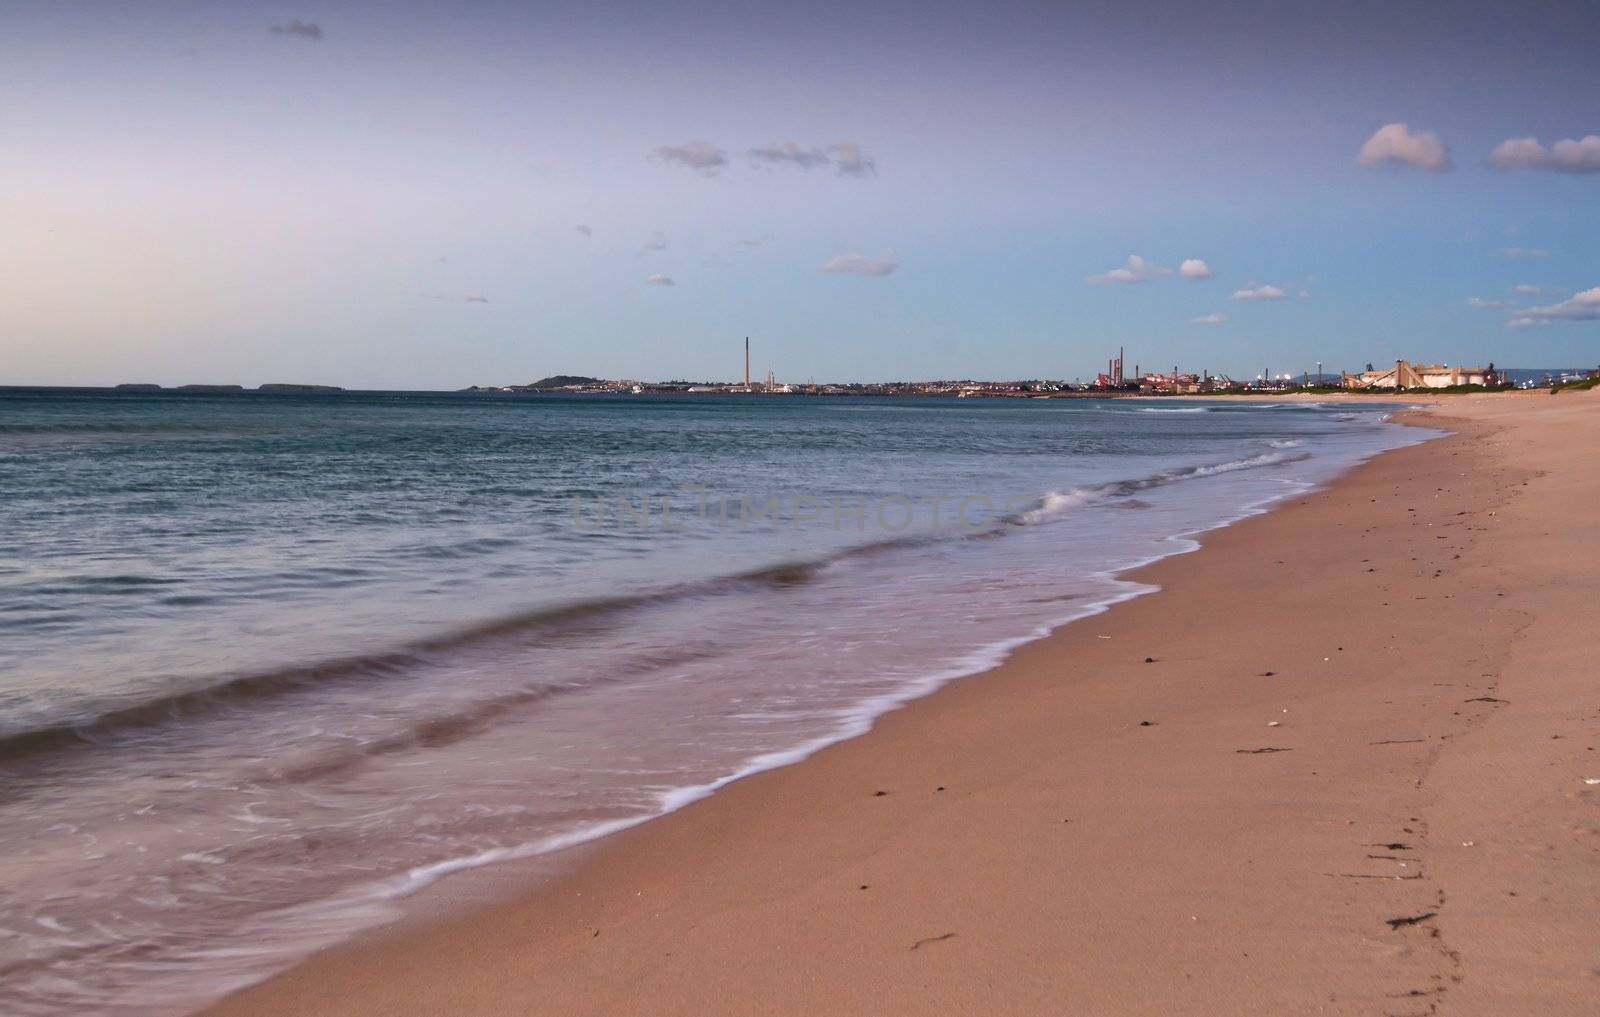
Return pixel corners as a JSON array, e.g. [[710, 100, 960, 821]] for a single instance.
[[3, 0, 1597, 387]]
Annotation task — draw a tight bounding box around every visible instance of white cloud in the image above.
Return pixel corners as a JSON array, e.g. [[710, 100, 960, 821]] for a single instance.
[[574, 225, 593, 238], [1468, 296, 1507, 309], [1503, 247, 1550, 259], [1087, 255, 1171, 285], [1190, 313, 1226, 325], [748, 142, 830, 170], [652, 140, 728, 175], [1487, 135, 1600, 175], [1516, 285, 1600, 322], [1512, 283, 1544, 295], [464, 294, 488, 303], [1231, 284, 1288, 302], [820, 251, 897, 277], [645, 274, 675, 286], [827, 142, 876, 177], [1179, 258, 1212, 280], [1358, 123, 1453, 172], [1508, 317, 1551, 331]]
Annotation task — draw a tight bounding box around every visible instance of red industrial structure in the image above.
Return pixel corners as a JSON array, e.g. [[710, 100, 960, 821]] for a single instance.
[[1093, 347, 1128, 389]]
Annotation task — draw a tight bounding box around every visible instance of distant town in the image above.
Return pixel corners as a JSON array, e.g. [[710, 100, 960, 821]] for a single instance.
[[462, 343, 1599, 398]]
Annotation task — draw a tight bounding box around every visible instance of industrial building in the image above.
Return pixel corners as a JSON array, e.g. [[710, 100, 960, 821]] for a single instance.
[[1341, 360, 1500, 390]]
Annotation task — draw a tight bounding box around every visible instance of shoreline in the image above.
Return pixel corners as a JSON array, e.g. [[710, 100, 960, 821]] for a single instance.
[[208, 390, 1598, 1016]]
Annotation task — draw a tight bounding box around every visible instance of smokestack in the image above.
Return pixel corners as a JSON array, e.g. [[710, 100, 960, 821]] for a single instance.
[[744, 337, 750, 388]]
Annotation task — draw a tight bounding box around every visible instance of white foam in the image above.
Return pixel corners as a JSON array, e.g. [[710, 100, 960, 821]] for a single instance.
[[1019, 487, 1097, 523], [1186, 448, 1306, 477]]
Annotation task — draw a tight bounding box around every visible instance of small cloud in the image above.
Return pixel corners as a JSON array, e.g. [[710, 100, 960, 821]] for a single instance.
[[820, 251, 897, 277], [1190, 313, 1226, 325], [1087, 255, 1171, 285], [1179, 259, 1212, 280], [748, 142, 830, 170], [642, 231, 668, 252], [746, 141, 875, 176], [1487, 135, 1600, 175], [1231, 284, 1288, 302], [1468, 296, 1507, 309], [1503, 247, 1551, 259], [574, 225, 593, 238], [827, 142, 876, 177], [736, 233, 775, 248], [464, 294, 489, 303], [1516, 285, 1600, 322], [269, 20, 322, 40], [1511, 283, 1542, 295], [645, 274, 675, 286], [652, 140, 728, 175], [1508, 317, 1551, 331], [1358, 122, 1453, 172]]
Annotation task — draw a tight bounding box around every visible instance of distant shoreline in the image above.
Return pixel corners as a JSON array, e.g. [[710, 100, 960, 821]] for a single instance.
[[0, 383, 1560, 400]]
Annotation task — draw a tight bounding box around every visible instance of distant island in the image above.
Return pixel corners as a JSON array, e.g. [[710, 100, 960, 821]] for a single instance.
[[108, 384, 346, 394]]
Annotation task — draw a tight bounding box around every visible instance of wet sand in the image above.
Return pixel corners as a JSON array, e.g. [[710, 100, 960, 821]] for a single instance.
[[208, 389, 1599, 1016]]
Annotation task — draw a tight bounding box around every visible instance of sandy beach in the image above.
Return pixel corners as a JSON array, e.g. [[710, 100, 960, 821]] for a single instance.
[[208, 390, 1598, 1017]]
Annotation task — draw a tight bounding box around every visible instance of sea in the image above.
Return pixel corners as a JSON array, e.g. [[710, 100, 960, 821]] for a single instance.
[[0, 388, 1434, 1014]]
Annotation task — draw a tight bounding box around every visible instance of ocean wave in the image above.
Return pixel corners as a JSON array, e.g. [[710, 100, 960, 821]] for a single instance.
[[0, 555, 888, 764], [0, 445, 1314, 765], [1018, 447, 1313, 524]]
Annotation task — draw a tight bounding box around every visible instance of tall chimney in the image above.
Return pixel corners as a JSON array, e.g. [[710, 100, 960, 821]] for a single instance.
[[744, 337, 750, 388]]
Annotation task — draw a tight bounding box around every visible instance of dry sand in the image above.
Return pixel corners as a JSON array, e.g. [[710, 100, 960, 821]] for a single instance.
[[209, 390, 1599, 1016]]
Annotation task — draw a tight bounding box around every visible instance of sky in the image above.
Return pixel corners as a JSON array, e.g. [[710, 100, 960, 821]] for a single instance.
[[2, 0, 1597, 387]]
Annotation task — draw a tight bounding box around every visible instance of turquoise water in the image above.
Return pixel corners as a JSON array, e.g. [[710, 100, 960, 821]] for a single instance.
[[0, 389, 1429, 1014]]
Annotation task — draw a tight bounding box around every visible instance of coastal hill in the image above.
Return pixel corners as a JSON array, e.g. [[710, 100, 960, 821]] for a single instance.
[[526, 375, 603, 390]]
